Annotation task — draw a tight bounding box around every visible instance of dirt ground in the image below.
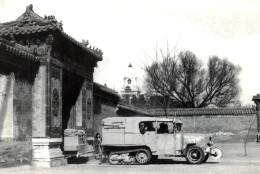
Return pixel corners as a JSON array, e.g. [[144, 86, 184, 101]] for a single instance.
[[1, 142, 260, 174]]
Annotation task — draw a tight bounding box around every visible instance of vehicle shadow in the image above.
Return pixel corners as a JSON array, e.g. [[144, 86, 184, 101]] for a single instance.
[[67, 157, 89, 164], [151, 159, 219, 165], [151, 159, 186, 164]]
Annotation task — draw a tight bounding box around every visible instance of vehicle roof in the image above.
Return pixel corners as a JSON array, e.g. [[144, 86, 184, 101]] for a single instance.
[[102, 116, 183, 124]]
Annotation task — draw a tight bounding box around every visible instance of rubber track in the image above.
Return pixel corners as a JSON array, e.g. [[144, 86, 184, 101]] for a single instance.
[[109, 148, 150, 165]]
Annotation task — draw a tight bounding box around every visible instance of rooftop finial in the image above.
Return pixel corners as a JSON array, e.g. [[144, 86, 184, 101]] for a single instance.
[[26, 4, 34, 13], [82, 39, 89, 47]]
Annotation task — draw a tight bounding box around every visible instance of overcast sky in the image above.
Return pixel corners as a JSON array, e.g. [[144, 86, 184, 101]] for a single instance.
[[1, 0, 260, 106]]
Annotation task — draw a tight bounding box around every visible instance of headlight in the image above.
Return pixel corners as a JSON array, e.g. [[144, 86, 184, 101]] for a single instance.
[[207, 136, 213, 146]]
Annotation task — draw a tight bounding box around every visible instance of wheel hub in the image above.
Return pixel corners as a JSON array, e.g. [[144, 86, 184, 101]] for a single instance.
[[190, 150, 201, 161], [136, 152, 148, 163], [108, 154, 120, 165]]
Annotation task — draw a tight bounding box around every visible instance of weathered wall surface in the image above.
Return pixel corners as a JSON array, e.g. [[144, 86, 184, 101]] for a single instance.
[[0, 73, 33, 166], [13, 80, 33, 140], [93, 104, 117, 136], [167, 115, 257, 142], [0, 72, 36, 140], [0, 73, 14, 139]]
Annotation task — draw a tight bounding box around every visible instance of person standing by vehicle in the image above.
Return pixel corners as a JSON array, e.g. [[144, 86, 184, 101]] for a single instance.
[[94, 133, 102, 164]]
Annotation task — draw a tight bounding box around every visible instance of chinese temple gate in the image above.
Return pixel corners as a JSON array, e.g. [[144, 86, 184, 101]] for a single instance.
[[0, 5, 102, 167]]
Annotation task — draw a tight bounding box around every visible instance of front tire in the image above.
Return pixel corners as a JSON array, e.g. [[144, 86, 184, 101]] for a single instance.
[[185, 146, 205, 164], [135, 149, 151, 164]]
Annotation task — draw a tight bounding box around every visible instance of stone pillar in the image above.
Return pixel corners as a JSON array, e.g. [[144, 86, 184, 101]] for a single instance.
[[31, 138, 65, 167], [31, 63, 65, 167], [252, 94, 260, 143], [32, 65, 47, 138]]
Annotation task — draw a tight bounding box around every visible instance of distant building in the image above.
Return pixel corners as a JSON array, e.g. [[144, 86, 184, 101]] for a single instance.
[[120, 63, 142, 104]]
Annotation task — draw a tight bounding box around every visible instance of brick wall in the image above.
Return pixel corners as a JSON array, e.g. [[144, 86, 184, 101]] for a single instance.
[[168, 115, 257, 143], [93, 104, 117, 136]]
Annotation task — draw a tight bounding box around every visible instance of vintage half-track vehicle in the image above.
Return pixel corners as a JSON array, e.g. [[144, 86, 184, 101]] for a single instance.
[[101, 117, 222, 165]]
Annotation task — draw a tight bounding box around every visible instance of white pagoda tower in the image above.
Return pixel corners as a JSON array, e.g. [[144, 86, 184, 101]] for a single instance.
[[120, 63, 141, 103]]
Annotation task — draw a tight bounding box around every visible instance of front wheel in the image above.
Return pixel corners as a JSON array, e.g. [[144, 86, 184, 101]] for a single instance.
[[135, 149, 151, 164], [185, 146, 205, 164]]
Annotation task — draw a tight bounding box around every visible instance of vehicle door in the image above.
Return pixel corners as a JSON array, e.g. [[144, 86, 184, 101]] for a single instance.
[[156, 121, 175, 155], [140, 121, 157, 151]]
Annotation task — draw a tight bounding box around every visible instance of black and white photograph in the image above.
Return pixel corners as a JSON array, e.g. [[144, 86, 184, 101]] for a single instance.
[[0, 0, 260, 173]]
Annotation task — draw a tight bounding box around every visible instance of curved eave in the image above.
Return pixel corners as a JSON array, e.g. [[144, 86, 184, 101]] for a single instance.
[[59, 31, 103, 61], [93, 82, 120, 98], [0, 41, 40, 61], [0, 26, 103, 61], [0, 24, 60, 37]]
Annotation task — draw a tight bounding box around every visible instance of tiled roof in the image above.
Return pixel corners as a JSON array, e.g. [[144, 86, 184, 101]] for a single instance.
[[117, 104, 152, 116], [0, 37, 39, 61], [0, 4, 102, 60], [93, 82, 120, 98], [60, 31, 102, 60], [0, 5, 62, 37], [253, 94, 260, 101], [148, 107, 256, 117]]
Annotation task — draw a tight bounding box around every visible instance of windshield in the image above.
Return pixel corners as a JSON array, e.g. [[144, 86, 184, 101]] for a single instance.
[[157, 121, 174, 134], [139, 121, 177, 134]]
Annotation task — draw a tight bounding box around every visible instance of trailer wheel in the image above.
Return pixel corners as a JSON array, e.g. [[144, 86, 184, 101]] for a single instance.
[[108, 153, 120, 165], [185, 146, 205, 164], [135, 149, 151, 164]]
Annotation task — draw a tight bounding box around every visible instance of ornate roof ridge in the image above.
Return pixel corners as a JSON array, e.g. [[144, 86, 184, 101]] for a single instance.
[[0, 5, 63, 35], [16, 4, 44, 21]]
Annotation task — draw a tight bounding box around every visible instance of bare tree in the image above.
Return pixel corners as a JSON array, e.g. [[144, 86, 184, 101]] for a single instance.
[[144, 48, 241, 108], [144, 47, 179, 115]]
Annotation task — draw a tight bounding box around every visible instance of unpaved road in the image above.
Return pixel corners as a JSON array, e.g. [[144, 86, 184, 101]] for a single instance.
[[1, 143, 260, 174]]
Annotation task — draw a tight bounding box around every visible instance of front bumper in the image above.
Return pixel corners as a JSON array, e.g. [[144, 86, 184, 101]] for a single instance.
[[205, 146, 223, 159]]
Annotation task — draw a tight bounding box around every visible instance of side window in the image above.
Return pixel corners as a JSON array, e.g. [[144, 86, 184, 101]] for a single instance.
[[139, 121, 156, 134], [175, 123, 182, 133], [157, 122, 174, 134]]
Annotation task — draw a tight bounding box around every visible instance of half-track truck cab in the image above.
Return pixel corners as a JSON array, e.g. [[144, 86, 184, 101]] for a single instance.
[[101, 117, 222, 165]]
